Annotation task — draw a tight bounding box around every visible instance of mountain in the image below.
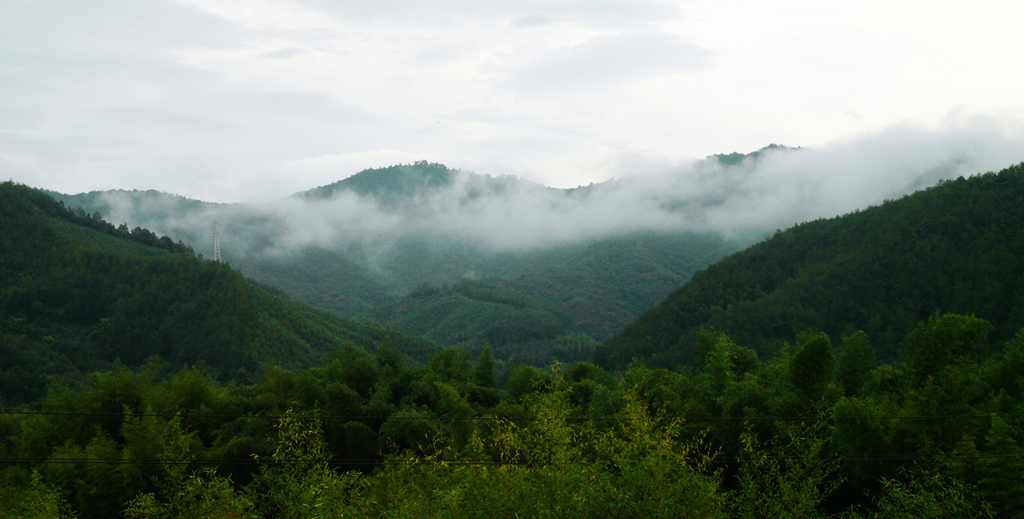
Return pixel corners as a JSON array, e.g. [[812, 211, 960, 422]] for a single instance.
[[0, 181, 438, 405], [299, 160, 461, 207], [296, 160, 560, 208], [595, 163, 1024, 370], [60, 146, 952, 368], [706, 143, 795, 167], [46, 160, 755, 360]]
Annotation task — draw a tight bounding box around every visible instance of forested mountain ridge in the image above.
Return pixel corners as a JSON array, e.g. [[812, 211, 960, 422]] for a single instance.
[[0, 181, 438, 405], [596, 163, 1024, 370], [46, 160, 752, 365]]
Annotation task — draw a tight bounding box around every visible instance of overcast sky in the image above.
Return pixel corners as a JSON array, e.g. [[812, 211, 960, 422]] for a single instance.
[[3, 0, 1024, 203]]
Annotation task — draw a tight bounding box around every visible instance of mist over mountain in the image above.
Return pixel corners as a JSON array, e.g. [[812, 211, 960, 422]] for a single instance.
[[63, 120, 1020, 257], [49, 123, 1024, 356]]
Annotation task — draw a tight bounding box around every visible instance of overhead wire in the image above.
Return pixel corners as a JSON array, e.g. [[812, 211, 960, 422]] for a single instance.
[[0, 409, 1019, 422], [3, 451, 1024, 467]]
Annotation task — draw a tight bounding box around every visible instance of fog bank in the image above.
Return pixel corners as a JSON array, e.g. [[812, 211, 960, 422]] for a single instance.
[[94, 118, 1024, 266]]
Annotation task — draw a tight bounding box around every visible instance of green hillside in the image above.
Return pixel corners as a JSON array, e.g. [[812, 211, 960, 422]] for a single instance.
[[363, 232, 738, 368], [233, 247, 392, 316], [297, 160, 532, 208], [365, 280, 580, 367], [595, 163, 1024, 370], [507, 231, 738, 341], [0, 182, 438, 405]]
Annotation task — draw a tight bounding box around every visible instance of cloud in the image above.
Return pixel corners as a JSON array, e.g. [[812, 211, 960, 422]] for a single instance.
[[293, 0, 679, 28], [91, 116, 1024, 273], [0, 0, 237, 63], [262, 47, 309, 60], [216, 92, 376, 124], [507, 32, 711, 94], [6, 0, 1024, 210], [511, 14, 554, 28]]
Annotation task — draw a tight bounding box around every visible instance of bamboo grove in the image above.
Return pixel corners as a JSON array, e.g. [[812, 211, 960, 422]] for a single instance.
[[3, 312, 1022, 517]]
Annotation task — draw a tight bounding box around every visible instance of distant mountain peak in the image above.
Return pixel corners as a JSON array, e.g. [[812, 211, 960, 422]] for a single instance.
[[298, 161, 457, 204], [706, 144, 798, 167]]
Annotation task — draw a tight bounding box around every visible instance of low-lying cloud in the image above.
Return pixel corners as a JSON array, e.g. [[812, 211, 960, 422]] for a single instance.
[[95, 117, 1024, 275]]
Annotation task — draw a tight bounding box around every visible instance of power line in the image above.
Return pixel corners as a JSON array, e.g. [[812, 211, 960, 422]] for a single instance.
[[0, 410, 1019, 423], [3, 451, 1024, 467]]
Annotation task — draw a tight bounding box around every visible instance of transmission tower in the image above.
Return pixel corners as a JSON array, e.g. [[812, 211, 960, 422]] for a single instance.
[[213, 221, 221, 262]]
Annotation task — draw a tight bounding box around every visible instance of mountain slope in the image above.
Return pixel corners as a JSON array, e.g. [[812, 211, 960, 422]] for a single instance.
[[0, 182, 438, 404], [595, 163, 1024, 369], [505, 231, 738, 341], [361, 231, 739, 366], [365, 280, 577, 365]]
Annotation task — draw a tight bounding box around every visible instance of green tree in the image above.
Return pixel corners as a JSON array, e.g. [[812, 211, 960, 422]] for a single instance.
[[731, 419, 840, 519], [872, 469, 993, 519], [836, 331, 876, 396], [789, 331, 835, 400], [125, 468, 258, 519], [977, 415, 1024, 517], [473, 345, 496, 388], [249, 409, 363, 519], [0, 470, 77, 519], [903, 314, 991, 383]]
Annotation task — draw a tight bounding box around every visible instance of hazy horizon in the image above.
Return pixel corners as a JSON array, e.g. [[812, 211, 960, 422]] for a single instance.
[[4, 1, 1024, 203]]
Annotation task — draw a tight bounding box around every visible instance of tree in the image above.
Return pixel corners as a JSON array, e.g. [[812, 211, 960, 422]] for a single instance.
[[977, 415, 1024, 517], [789, 331, 835, 400], [0, 470, 77, 519], [903, 314, 991, 382], [836, 331, 876, 396], [872, 469, 993, 519], [473, 345, 496, 388]]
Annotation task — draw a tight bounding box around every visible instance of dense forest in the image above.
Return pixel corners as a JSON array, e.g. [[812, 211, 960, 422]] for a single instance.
[[598, 163, 1024, 370], [2, 314, 1021, 517], [0, 181, 438, 405]]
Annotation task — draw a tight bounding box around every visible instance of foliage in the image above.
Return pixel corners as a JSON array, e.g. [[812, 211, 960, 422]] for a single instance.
[[872, 469, 993, 519], [1, 314, 1021, 517], [0, 469, 77, 519], [598, 163, 1024, 369]]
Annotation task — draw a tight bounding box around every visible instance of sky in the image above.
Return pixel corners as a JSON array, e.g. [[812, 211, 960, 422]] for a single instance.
[[3, 0, 1024, 203]]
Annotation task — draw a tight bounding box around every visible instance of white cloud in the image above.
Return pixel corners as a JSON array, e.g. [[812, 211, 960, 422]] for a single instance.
[[507, 32, 711, 95], [1, 0, 1023, 204], [291, 0, 680, 27]]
